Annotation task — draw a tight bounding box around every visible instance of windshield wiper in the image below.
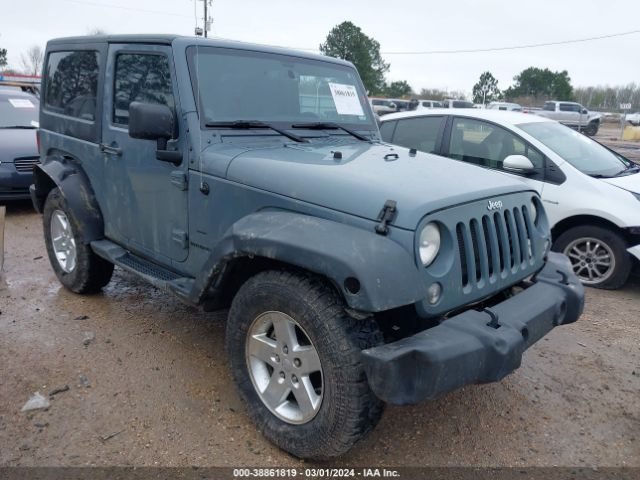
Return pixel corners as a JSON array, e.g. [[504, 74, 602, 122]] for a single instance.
[[615, 164, 640, 176], [291, 122, 371, 142], [0, 125, 37, 129], [204, 120, 307, 143]]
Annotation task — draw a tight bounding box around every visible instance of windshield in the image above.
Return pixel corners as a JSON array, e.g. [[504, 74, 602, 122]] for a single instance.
[[187, 47, 375, 128], [0, 94, 39, 128], [519, 121, 631, 177]]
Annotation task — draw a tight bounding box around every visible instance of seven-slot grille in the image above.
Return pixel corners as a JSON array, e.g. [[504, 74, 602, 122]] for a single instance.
[[14, 157, 40, 173], [456, 204, 536, 290]]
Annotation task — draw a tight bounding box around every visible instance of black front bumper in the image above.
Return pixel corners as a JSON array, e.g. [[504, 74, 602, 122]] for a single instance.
[[0, 163, 33, 201], [362, 252, 584, 405]]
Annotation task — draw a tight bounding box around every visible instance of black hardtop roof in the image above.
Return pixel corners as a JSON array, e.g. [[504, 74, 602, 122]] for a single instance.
[[45, 34, 351, 66], [47, 34, 179, 45]]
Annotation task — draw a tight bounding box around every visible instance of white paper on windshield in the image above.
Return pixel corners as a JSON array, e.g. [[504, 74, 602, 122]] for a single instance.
[[31, 120, 40, 127], [328, 83, 364, 116], [9, 98, 35, 108]]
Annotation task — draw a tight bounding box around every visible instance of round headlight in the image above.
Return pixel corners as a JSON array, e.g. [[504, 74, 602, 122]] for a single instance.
[[419, 222, 441, 266]]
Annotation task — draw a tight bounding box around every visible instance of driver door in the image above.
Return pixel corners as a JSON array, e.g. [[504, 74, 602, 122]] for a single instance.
[[100, 44, 189, 263]]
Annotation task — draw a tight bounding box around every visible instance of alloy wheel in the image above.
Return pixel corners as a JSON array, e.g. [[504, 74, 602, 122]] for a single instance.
[[563, 237, 615, 285], [50, 209, 77, 273], [245, 311, 323, 424]]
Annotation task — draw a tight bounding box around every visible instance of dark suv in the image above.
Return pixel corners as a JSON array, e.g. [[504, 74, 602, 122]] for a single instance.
[[31, 34, 584, 459], [0, 89, 40, 200]]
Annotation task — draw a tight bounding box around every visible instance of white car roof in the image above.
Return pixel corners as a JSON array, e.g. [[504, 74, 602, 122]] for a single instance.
[[380, 108, 553, 127]]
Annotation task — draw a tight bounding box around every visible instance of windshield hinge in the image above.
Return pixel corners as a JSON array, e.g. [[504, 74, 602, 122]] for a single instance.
[[375, 200, 397, 235]]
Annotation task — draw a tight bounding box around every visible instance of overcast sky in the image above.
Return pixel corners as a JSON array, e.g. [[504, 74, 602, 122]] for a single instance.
[[1, 0, 638, 96]]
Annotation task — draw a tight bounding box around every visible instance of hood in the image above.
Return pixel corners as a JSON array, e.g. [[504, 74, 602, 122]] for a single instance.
[[206, 138, 532, 229], [0, 128, 38, 161], [601, 171, 640, 194]]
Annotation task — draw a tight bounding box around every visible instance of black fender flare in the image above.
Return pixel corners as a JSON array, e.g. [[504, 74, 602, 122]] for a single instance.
[[190, 211, 425, 312], [31, 155, 104, 244]]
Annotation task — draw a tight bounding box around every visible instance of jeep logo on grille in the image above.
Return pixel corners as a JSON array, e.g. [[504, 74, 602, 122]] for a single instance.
[[487, 200, 503, 211]]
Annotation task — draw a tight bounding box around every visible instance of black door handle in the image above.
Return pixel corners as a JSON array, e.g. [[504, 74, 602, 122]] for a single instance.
[[100, 143, 123, 156]]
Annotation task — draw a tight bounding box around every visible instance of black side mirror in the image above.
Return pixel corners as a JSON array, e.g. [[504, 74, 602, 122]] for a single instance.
[[128, 102, 182, 165], [582, 108, 588, 114]]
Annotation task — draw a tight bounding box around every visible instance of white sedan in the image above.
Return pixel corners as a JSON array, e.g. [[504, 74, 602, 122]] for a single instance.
[[379, 109, 640, 289]]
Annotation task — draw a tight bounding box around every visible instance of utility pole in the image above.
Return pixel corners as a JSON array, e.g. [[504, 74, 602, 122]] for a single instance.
[[194, 0, 212, 37], [203, 0, 208, 38]]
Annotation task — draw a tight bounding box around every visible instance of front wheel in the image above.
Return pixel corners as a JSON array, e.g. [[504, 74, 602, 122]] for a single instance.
[[553, 225, 631, 289], [226, 270, 384, 459], [43, 188, 114, 293], [584, 122, 599, 136]]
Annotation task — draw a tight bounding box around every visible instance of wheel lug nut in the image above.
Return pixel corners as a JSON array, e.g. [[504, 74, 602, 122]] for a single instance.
[[279, 371, 285, 379], [274, 354, 280, 363], [291, 374, 298, 384], [294, 358, 301, 367], [282, 345, 288, 354]]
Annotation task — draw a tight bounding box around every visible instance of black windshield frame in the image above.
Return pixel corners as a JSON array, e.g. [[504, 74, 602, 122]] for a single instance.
[[186, 46, 377, 133]]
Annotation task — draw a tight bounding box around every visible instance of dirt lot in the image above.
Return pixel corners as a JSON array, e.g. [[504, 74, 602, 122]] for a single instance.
[[596, 124, 640, 162], [1, 201, 639, 468]]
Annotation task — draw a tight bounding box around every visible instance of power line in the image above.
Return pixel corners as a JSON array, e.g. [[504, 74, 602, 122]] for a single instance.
[[58, 0, 193, 18], [382, 29, 640, 55], [288, 29, 640, 55]]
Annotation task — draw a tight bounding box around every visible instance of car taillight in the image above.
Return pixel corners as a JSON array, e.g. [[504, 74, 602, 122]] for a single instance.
[[36, 129, 40, 154]]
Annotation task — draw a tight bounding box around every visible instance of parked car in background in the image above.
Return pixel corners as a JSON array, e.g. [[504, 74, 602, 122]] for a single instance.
[[380, 108, 640, 289], [388, 98, 411, 112], [535, 101, 602, 136], [369, 97, 396, 116], [441, 99, 475, 109], [0, 89, 40, 201], [415, 99, 443, 110], [487, 101, 522, 111], [626, 112, 640, 126]]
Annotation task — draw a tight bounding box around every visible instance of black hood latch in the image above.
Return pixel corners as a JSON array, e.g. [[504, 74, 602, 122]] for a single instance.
[[375, 200, 397, 235]]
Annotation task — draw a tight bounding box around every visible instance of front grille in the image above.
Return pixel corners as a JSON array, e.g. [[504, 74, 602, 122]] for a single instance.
[[456, 205, 536, 291], [14, 157, 40, 173]]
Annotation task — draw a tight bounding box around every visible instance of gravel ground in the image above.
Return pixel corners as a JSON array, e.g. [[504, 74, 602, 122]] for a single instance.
[[596, 124, 640, 162], [0, 201, 639, 468]]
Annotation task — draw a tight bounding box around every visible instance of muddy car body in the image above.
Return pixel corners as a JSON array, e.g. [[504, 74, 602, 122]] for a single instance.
[[31, 34, 584, 459]]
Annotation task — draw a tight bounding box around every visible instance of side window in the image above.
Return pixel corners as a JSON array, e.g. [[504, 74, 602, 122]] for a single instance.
[[392, 116, 442, 153], [45, 50, 99, 121], [379, 120, 396, 142], [113, 53, 174, 125], [559, 103, 577, 112], [543, 102, 555, 111], [449, 118, 544, 170]]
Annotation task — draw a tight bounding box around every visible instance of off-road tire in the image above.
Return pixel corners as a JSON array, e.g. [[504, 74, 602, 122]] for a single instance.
[[226, 270, 384, 459], [553, 225, 631, 289], [43, 187, 114, 293]]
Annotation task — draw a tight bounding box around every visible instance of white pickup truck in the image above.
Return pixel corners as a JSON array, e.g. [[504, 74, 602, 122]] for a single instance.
[[535, 101, 602, 136]]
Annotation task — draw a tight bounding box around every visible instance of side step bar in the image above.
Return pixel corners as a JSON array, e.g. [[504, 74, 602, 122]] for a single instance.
[[91, 240, 195, 303]]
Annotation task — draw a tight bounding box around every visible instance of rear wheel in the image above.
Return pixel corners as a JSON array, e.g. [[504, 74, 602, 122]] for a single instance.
[[226, 270, 384, 459], [43, 188, 114, 293], [553, 225, 631, 289]]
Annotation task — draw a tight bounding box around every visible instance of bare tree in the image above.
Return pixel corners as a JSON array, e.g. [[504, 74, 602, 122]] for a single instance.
[[20, 45, 44, 76]]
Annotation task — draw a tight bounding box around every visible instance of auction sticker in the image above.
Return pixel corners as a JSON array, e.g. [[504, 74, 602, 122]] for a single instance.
[[329, 83, 364, 116], [9, 98, 35, 108]]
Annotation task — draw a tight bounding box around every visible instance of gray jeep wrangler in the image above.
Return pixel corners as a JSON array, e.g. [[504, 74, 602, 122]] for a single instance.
[[31, 35, 584, 459]]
